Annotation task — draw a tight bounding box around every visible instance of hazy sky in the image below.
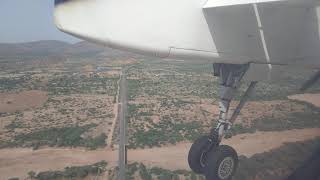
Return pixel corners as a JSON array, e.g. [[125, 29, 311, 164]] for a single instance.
[[0, 0, 80, 43]]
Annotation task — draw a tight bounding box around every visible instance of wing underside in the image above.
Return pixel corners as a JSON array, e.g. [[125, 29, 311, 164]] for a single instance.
[[53, 0, 320, 81]]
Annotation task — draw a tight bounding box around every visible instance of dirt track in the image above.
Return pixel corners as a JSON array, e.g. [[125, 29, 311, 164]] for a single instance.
[[288, 93, 320, 107], [1, 128, 319, 179], [128, 128, 320, 170], [107, 71, 121, 147]]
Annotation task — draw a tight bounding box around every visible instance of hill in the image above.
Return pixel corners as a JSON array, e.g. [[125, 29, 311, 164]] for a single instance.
[[0, 40, 69, 57], [0, 40, 141, 59]]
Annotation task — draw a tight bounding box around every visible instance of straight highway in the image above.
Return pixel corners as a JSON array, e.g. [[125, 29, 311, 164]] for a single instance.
[[118, 68, 128, 180]]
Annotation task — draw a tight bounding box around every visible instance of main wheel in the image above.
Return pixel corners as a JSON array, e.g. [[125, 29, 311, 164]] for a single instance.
[[204, 145, 238, 180], [188, 136, 213, 174]]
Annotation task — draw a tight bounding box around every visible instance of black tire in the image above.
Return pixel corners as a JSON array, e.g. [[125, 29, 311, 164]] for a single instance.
[[188, 136, 210, 174], [204, 145, 238, 180]]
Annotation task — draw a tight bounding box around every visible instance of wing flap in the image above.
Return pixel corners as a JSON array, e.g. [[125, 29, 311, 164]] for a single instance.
[[204, 0, 282, 9], [204, 0, 317, 9], [203, 0, 320, 66]]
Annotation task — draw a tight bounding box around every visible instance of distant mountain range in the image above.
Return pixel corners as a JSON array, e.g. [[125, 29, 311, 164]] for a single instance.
[[0, 40, 141, 58]]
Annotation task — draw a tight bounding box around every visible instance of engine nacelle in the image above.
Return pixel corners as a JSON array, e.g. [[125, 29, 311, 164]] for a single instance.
[[54, 0, 221, 60]]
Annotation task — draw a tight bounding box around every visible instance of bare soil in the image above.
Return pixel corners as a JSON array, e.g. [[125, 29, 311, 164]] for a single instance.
[[0, 148, 118, 179], [1, 128, 319, 179], [0, 90, 47, 113]]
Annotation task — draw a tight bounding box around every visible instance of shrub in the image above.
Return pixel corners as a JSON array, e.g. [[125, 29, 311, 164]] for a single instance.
[[36, 161, 107, 180]]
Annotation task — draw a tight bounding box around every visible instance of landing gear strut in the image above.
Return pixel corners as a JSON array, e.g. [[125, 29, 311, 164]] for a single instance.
[[188, 63, 257, 180]]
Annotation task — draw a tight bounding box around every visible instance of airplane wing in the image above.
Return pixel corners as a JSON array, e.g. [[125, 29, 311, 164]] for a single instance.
[[203, 0, 320, 68]]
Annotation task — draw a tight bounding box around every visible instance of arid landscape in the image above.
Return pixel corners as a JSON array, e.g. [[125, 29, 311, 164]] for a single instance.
[[0, 41, 320, 180]]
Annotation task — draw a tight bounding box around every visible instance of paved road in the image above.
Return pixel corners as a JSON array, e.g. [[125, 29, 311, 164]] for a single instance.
[[118, 69, 128, 180]]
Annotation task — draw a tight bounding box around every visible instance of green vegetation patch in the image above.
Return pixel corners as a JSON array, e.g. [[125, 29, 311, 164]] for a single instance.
[[129, 119, 203, 149], [127, 103, 149, 118], [0, 75, 32, 92], [31, 161, 107, 180], [252, 110, 320, 132], [227, 101, 320, 137], [4, 124, 107, 150], [48, 74, 118, 95], [127, 73, 218, 101], [5, 120, 25, 131], [126, 162, 204, 180]]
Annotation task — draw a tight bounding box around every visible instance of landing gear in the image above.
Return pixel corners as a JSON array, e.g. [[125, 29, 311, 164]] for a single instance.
[[205, 145, 238, 180], [188, 136, 210, 173], [188, 63, 257, 180]]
